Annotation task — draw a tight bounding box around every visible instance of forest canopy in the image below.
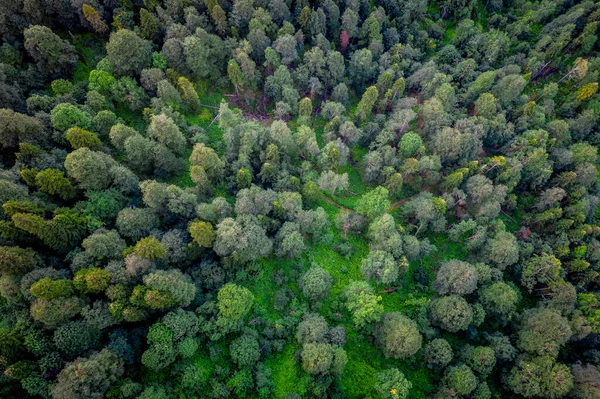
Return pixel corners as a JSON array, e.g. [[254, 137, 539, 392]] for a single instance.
[[1, 0, 600, 398]]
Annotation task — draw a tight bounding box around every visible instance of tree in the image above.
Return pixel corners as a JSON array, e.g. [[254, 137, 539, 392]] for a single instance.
[[480, 282, 519, 314], [443, 365, 478, 396], [74, 267, 111, 293], [189, 221, 215, 248], [300, 265, 333, 302], [433, 260, 478, 296], [212, 5, 228, 35], [348, 49, 377, 91], [82, 229, 126, 260], [507, 356, 573, 398], [357, 86, 378, 121], [518, 308, 572, 358], [53, 320, 100, 357], [273, 34, 298, 65], [217, 283, 253, 321], [230, 335, 260, 367], [356, 186, 390, 219], [82, 4, 109, 35], [51, 103, 94, 132], [0, 109, 45, 149], [116, 207, 160, 240], [213, 217, 272, 263], [275, 222, 305, 259], [133, 237, 166, 260], [0, 246, 40, 275], [375, 368, 412, 399], [571, 363, 600, 399], [24, 25, 77, 75], [65, 148, 115, 191], [109, 124, 139, 151], [422, 338, 453, 369], [139, 8, 159, 40], [106, 29, 152, 76], [142, 269, 196, 308], [190, 143, 224, 182], [34, 169, 76, 200], [318, 171, 349, 196], [300, 343, 344, 376], [296, 313, 329, 344], [430, 295, 473, 332], [522, 253, 562, 292], [124, 135, 156, 174], [399, 132, 423, 158], [474, 92, 497, 118], [375, 312, 422, 359], [51, 349, 124, 399], [343, 281, 384, 328], [65, 127, 102, 150], [361, 250, 405, 285], [147, 114, 186, 156], [471, 346, 496, 375]]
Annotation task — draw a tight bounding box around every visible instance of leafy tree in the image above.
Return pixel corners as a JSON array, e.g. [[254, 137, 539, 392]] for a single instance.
[[74, 267, 111, 293], [361, 250, 405, 285], [399, 132, 423, 158], [82, 4, 108, 35], [116, 207, 160, 240], [343, 281, 384, 328], [51, 103, 94, 132], [213, 217, 272, 263], [217, 283, 253, 321], [189, 221, 215, 248], [51, 349, 124, 399], [147, 114, 186, 156], [106, 29, 152, 76], [357, 86, 378, 121], [375, 368, 412, 399], [34, 169, 76, 200], [53, 320, 100, 357], [522, 253, 562, 292], [65, 127, 102, 150], [190, 143, 224, 182], [480, 282, 519, 314], [318, 171, 349, 196], [430, 295, 473, 332], [0, 246, 40, 275], [517, 308, 571, 358], [356, 186, 390, 219], [296, 313, 329, 344], [375, 312, 422, 359], [0, 109, 45, 149], [433, 260, 478, 296], [422, 338, 453, 369], [65, 147, 115, 191], [300, 264, 333, 302], [507, 356, 573, 398], [230, 335, 260, 367], [30, 277, 74, 299], [134, 237, 167, 260], [24, 25, 77, 75], [443, 365, 478, 396], [275, 222, 305, 259]]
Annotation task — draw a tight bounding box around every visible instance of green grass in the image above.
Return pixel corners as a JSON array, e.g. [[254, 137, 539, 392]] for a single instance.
[[71, 32, 105, 83], [267, 343, 308, 398]]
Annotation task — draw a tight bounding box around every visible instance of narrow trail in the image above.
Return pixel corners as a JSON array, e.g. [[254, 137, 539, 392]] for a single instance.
[[387, 185, 433, 212]]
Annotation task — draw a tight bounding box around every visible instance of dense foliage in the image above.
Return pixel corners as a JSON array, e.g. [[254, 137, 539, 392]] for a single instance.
[[1, 0, 600, 398]]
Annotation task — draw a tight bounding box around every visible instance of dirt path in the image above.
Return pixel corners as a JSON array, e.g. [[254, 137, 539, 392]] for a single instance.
[[322, 196, 352, 212], [387, 185, 433, 212]]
